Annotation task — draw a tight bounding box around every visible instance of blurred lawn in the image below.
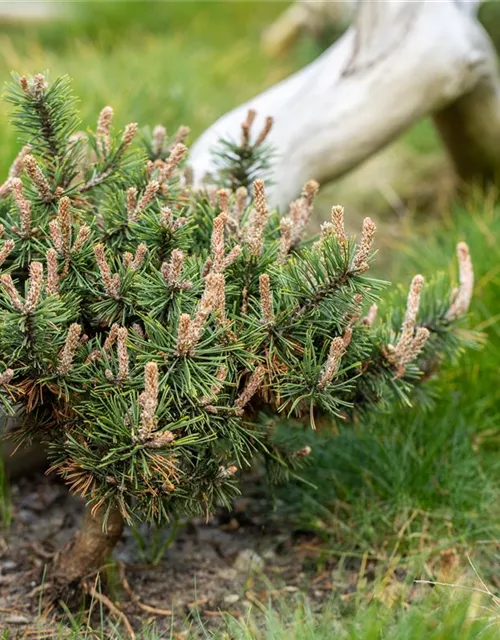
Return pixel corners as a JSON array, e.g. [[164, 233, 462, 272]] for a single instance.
[[0, 1, 319, 172]]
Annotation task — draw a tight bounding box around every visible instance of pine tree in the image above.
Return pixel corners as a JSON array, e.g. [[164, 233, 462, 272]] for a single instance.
[[0, 73, 475, 595]]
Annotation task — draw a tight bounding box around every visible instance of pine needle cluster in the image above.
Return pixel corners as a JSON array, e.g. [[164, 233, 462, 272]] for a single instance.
[[210, 108, 275, 191], [0, 74, 475, 526]]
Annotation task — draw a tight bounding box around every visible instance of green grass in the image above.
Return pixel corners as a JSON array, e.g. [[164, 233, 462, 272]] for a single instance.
[[224, 595, 500, 640], [0, 1, 318, 173], [21, 593, 500, 639]]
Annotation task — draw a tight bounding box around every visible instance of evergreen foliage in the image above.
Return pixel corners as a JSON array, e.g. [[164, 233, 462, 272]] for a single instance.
[[210, 108, 275, 191], [0, 73, 475, 529]]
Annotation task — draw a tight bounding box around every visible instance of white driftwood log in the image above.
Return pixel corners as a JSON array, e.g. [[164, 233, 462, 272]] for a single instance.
[[190, 0, 500, 210]]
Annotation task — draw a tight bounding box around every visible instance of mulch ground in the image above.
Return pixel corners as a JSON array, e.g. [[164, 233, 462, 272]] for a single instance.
[[0, 471, 357, 638]]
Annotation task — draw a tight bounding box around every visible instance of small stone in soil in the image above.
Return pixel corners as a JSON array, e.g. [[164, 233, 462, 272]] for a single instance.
[[4, 614, 30, 624], [1, 560, 17, 572], [217, 568, 238, 581], [223, 594, 240, 604], [233, 549, 264, 573]]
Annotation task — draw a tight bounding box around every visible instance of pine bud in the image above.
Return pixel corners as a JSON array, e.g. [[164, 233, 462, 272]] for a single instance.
[[446, 242, 473, 320], [72, 225, 91, 252], [122, 252, 133, 268], [211, 212, 227, 272], [121, 123, 138, 150], [32, 74, 47, 100], [279, 216, 293, 262], [145, 430, 175, 449], [253, 116, 273, 149], [130, 243, 147, 271], [23, 154, 52, 202], [223, 245, 242, 270], [294, 446, 312, 458], [218, 465, 238, 479], [259, 273, 274, 324], [0, 239, 15, 267], [126, 187, 138, 220], [362, 303, 378, 327], [58, 323, 82, 375], [24, 262, 43, 313], [117, 327, 129, 380], [158, 143, 187, 183], [0, 146, 32, 199], [162, 249, 185, 287], [49, 219, 63, 252], [343, 326, 353, 348], [94, 244, 120, 298], [0, 369, 14, 385], [57, 197, 72, 259], [319, 221, 334, 242], [235, 365, 266, 412], [403, 275, 424, 334], [190, 273, 222, 345], [9, 145, 32, 179], [133, 181, 159, 220], [96, 105, 114, 158], [46, 248, 60, 296], [245, 180, 269, 256], [152, 124, 166, 156], [201, 257, 212, 278], [287, 180, 319, 247], [11, 178, 32, 237], [0, 274, 24, 312], [317, 336, 347, 391], [174, 125, 190, 145], [104, 323, 120, 352], [301, 180, 319, 208], [406, 326, 430, 363], [0, 179, 11, 200], [138, 361, 159, 440], [385, 275, 428, 376], [331, 205, 347, 247], [160, 206, 173, 229], [176, 313, 193, 356], [241, 109, 256, 148], [132, 323, 145, 339], [234, 186, 248, 223], [19, 76, 29, 94], [217, 189, 230, 214], [241, 286, 248, 315], [353, 217, 376, 271]]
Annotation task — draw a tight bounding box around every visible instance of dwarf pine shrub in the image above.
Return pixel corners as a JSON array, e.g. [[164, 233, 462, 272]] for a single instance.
[[0, 73, 474, 589]]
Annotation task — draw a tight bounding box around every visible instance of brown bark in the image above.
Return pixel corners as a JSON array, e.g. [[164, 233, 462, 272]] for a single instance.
[[52, 505, 124, 589]]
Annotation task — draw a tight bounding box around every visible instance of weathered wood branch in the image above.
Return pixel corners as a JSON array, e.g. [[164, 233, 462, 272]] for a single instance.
[[190, 0, 500, 209], [261, 0, 356, 56]]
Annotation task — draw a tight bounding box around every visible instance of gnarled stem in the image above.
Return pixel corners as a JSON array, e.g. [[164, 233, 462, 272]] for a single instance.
[[52, 505, 124, 589]]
